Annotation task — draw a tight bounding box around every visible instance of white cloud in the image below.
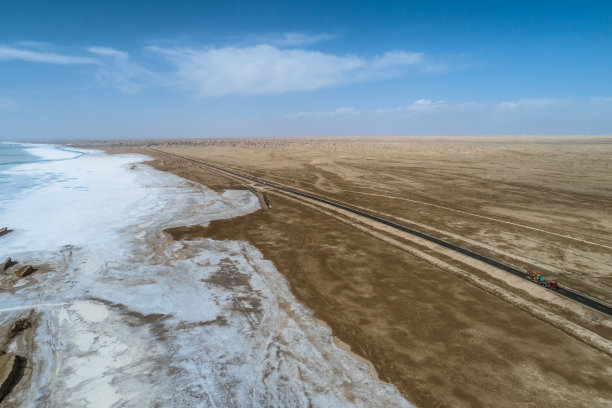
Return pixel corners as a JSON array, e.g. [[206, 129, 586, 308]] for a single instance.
[[0, 45, 98, 65], [287, 106, 361, 117], [87, 46, 129, 60], [275, 32, 335, 46], [86, 46, 156, 92], [371, 51, 424, 69], [0, 36, 436, 96], [497, 98, 569, 109], [147, 44, 427, 96], [371, 99, 445, 114], [147, 44, 364, 95], [241, 32, 336, 47], [0, 44, 148, 92], [396, 99, 483, 112], [402, 99, 439, 111], [284, 97, 612, 135], [288, 99, 470, 117]]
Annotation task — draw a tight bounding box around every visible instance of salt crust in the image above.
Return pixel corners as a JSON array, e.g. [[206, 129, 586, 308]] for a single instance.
[[0, 146, 412, 407]]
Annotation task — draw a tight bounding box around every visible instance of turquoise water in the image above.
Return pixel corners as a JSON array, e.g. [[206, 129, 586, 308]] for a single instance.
[[0, 142, 41, 167], [0, 143, 83, 207], [0, 143, 43, 205]]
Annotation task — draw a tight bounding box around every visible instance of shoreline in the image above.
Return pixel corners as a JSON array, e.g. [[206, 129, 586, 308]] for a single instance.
[[0, 144, 412, 407]]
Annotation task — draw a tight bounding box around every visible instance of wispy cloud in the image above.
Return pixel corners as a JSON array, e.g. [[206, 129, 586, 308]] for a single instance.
[[237, 32, 336, 47], [0, 44, 156, 92], [497, 98, 569, 110], [371, 51, 424, 69], [274, 32, 336, 46], [0, 45, 98, 65], [287, 106, 361, 117], [87, 46, 129, 60], [286, 97, 612, 135], [86, 46, 156, 92], [147, 44, 362, 95], [288, 99, 483, 117], [147, 45, 428, 96], [0, 36, 438, 96]]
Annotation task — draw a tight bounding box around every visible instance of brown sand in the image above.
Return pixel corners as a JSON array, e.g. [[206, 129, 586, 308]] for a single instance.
[[149, 136, 612, 302], [89, 137, 612, 408]]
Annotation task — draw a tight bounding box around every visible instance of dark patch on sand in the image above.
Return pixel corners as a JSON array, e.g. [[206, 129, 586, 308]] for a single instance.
[[0, 352, 27, 403], [0, 228, 12, 238], [202, 257, 251, 289], [1, 258, 17, 272], [8, 319, 31, 339]]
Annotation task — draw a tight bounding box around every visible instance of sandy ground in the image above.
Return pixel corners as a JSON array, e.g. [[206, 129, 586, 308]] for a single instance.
[[150, 136, 612, 302], [85, 136, 612, 408]]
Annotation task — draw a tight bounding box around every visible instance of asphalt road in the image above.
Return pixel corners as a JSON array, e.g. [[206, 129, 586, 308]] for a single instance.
[[150, 147, 612, 317]]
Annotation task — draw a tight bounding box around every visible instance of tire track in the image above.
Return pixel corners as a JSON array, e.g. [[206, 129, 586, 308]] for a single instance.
[[148, 148, 612, 317]]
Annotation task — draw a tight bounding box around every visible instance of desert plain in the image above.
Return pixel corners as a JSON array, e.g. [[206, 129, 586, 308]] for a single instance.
[[69, 136, 611, 407]]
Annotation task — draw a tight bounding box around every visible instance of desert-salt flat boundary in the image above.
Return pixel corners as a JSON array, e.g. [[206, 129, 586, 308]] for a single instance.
[[80, 136, 612, 408], [0, 145, 412, 407]]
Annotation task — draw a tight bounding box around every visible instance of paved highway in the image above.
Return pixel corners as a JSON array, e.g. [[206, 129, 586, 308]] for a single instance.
[[150, 147, 612, 317]]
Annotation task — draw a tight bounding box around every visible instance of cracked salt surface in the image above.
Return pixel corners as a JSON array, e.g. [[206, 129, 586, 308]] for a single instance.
[[0, 146, 413, 407]]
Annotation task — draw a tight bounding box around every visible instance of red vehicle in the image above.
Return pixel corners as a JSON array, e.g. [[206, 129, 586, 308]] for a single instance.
[[526, 270, 559, 291], [546, 280, 559, 290]]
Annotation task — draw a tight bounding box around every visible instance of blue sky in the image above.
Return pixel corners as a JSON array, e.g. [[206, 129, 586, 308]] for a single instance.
[[1, 0, 611, 140]]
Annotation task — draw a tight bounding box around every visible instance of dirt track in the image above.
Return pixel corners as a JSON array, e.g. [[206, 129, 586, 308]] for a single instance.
[[94, 137, 612, 408], [150, 137, 612, 302]]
